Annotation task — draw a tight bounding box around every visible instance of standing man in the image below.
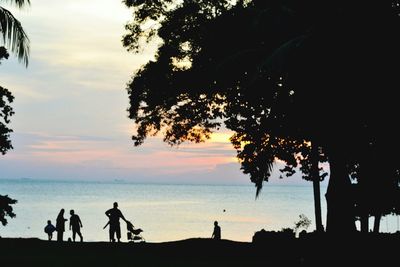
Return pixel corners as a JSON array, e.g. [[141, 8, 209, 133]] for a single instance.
[[105, 202, 127, 242], [69, 209, 83, 242]]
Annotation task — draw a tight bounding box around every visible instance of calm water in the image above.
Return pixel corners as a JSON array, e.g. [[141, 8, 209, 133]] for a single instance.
[[0, 179, 397, 242]]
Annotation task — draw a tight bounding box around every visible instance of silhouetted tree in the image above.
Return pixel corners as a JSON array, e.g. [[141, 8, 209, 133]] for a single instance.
[[0, 47, 14, 154], [0, 47, 16, 230], [1, 0, 30, 152], [123, 0, 329, 232], [123, 1, 400, 233], [352, 159, 400, 233], [294, 214, 311, 235], [0, 194, 17, 226], [1, 0, 31, 227]]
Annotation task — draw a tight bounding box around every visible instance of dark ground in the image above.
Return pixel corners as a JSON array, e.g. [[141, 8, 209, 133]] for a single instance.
[[1, 233, 399, 266]]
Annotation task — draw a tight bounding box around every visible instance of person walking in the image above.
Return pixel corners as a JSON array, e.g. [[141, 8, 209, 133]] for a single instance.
[[56, 209, 67, 242], [69, 209, 83, 242], [211, 221, 221, 240], [105, 202, 128, 242]]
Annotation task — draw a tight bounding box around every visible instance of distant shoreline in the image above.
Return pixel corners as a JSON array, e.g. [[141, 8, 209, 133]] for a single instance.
[[0, 177, 327, 187]]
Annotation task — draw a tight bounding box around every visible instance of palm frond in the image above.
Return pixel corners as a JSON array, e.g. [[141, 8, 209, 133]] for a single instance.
[[1, 0, 31, 9], [255, 179, 263, 198], [0, 6, 29, 66], [255, 160, 274, 198]]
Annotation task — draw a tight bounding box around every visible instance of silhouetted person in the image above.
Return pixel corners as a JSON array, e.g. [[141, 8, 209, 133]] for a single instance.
[[211, 221, 221, 240], [56, 209, 67, 242], [69, 209, 83, 242], [44, 220, 56, 241], [105, 202, 127, 242]]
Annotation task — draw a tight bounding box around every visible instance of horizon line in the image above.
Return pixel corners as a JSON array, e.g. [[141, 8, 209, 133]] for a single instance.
[[0, 177, 323, 187]]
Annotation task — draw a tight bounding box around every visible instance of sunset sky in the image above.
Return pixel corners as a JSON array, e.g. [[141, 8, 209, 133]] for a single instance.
[[0, 1, 307, 185]]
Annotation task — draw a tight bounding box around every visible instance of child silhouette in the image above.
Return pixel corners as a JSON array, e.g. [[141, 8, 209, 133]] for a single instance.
[[44, 220, 56, 241]]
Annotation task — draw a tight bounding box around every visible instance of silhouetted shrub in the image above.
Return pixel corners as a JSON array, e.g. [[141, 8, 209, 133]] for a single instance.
[[252, 228, 295, 244]]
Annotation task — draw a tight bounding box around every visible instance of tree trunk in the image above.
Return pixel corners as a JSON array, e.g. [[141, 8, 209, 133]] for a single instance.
[[373, 214, 381, 233], [360, 214, 369, 233], [358, 177, 369, 233], [357, 160, 372, 233], [325, 151, 356, 233], [311, 144, 324, 232]]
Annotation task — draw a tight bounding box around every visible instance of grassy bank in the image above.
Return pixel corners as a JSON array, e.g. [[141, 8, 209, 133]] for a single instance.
[[1, 233, 399, 266]]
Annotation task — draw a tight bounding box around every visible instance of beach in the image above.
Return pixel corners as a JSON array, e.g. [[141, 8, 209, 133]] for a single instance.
[[1, 233, 399, 266]]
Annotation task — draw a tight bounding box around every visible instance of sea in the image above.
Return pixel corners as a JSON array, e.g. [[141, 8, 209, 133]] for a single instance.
[[0, 179, 398, 242]]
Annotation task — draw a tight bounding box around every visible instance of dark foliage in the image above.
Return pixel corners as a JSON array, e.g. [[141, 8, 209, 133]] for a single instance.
[[0, 46, 14, 155], [0, 194, 17, 226]]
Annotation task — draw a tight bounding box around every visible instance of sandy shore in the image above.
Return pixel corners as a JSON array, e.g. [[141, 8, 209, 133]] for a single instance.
[[1, 233, 399, 266]]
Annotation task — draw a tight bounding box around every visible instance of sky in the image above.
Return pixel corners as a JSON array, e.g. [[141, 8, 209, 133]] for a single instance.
[[0, 0, 310, 186]]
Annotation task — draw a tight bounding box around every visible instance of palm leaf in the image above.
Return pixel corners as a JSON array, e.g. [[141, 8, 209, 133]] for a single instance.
[[255, 159, 274, 198], [0, 0, 31, 9], [0, 6, 29, 66]]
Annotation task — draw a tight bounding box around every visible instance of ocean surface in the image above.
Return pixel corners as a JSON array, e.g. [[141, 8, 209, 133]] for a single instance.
[[0, 179, 398, 242]]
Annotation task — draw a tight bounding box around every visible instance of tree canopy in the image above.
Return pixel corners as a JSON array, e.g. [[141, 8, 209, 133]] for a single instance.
[[123, 1, 400, 231]]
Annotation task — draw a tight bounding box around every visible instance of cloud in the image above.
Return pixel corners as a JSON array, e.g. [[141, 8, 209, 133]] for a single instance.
[[1, 0, 161, 142], [1, 130, 329, 187], [1, 131, 241, 181], [1, 2, 328, 186]]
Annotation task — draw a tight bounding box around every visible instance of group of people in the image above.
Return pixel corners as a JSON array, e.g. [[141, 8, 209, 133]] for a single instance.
[[44, 202, 222, 242], [44, 202, 128, 243], [44, 208, 83, 242]]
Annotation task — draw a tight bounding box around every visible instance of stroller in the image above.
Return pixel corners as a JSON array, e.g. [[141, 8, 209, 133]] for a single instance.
[[126, 220, 145, 243]]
